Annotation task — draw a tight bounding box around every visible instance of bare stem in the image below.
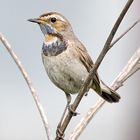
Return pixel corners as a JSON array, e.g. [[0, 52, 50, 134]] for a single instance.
[[111, 47, 140, 90], [69, 47, 140, 140], [110, 19, 140, 48], [56, 0, 134, 139], [0, 33, 52, 140]]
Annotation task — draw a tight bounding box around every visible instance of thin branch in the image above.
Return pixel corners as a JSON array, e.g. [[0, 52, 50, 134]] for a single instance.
[[111, 47, 140, 90], [69, 47, 140, 140], [0, 33, 52, 140], [110, 19, 140, 48], [56, 0, 134, 139]]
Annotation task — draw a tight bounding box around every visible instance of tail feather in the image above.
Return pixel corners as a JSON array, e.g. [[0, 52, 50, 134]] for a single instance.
[[100, 82, 120, 103], [101, 89, 120, 103]]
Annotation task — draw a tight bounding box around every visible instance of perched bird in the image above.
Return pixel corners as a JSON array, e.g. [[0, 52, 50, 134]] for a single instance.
[[28, 12, 120, 114]]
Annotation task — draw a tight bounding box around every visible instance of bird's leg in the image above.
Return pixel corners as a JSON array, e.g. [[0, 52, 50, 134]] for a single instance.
[[57, 93, 70, 129], [66, 93, 78, 116], [57, 93, 73, 128], [56, 93, 72, 139], [56, 93, 78, 139]]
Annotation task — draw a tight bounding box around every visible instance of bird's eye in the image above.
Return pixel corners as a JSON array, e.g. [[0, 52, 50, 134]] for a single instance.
[[51, 17, 57, 23]]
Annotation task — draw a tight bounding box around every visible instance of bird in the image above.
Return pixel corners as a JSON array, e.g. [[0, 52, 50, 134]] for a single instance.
[[28, 11, 120, 126]]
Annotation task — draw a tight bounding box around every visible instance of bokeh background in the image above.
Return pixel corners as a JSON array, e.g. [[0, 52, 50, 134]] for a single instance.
[[0, 0, 140, 140]]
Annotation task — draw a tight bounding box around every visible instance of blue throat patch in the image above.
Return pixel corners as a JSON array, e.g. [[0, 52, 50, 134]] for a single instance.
[[42, 39, 67, 56]]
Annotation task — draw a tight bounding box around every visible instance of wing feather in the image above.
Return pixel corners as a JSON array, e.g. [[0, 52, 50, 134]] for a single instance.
[[75, 41, 101, 93]]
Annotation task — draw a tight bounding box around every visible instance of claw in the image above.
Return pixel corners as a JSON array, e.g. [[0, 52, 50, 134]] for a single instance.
[[68, 104, 79, 116], [84, 92, 88, 96]]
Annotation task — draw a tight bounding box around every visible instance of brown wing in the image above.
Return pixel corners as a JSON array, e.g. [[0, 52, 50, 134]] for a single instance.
[[75, 41, 101, 94]]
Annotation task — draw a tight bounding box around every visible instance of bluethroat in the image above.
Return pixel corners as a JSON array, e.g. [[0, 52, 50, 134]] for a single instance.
[[28, 11, 120, 120]]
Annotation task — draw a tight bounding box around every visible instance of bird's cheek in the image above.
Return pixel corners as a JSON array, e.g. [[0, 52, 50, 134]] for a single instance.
[[55, 22, 66, 32]]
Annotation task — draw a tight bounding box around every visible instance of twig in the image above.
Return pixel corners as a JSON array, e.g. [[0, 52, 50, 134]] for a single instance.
[[69, 47, 140, 140], [56, 0, 134, 139], [69, 98, 105, 140], [110, 19, 140, 48], [0, 33, 52, 140], [111, 47, 140, 90]]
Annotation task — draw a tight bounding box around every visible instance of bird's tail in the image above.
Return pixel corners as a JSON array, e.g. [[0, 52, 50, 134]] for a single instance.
[[100, 81, 120, 103]]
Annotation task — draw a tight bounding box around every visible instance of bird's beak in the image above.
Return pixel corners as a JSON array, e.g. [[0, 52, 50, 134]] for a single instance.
[[28, 18, 46, 25]]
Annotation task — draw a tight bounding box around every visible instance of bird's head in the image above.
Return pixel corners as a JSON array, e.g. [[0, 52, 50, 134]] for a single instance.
[[28, 12, 73, 37]]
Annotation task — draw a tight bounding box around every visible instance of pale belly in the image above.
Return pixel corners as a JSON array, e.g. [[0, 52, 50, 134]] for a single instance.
[[42, 52, 89, 94]]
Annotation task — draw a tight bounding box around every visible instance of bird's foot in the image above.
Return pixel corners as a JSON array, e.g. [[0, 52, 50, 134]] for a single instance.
[[67, 104, 79, 116]]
